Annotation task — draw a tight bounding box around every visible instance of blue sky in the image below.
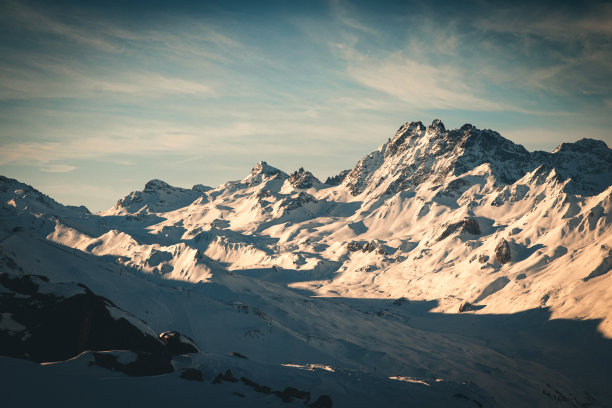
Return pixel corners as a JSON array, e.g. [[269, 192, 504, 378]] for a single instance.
[[1, 0, 611, 211]]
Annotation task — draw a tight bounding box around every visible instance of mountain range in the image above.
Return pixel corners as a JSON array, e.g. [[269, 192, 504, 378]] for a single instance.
[[1, 119, 611, 407]]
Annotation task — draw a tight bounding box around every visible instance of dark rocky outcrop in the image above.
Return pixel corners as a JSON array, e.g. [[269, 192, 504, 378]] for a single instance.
[[345, 119, 612, 198], [91, 350, 173, 377], [276, 387, 311, 403], [179, 367, 204, 381], [250, 161, 286, 179], [310, 395, 333, 408], [347, 240, 391, 255], [393, 297, 409, 306], [458, 301, 474, 313], [159, 330, 199, 355], [280, 192, 316, 213], [325, 170, 350, 186], [437, 218, 481, 241], [495, 239, 512, 264], [212, 369, 332, 406], [346, 241, 363, 252], [241, 376, 272, 394], [213, 369, 238, 384], [0, 272, 171, 376], [288, 168, 320, 189]]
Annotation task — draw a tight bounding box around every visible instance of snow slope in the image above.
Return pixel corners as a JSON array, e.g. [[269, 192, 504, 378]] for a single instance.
[[1, 120, 611, 407]]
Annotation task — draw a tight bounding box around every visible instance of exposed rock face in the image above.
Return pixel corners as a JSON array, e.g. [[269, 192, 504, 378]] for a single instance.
[[342, 119, 612, 198], [251, 161, 279, 177], [437, 218, 481, 241], [346, 241, 362, 252], [362, 241, 379, 252], [213, 369, 238, 384], [462, 219, 481, 235], [279, 192, 315, 213], [495, 239, 512, 264], [478, 254, 489, 264], [179, 367, 204, 381], [346, 240, 390, 255], [288, 168, 320, 189], [393, 297, 409, 306], [434, 178, 471, 199], [212, 369, 331, 406], [0, 272, 169, 371], [458, 301, 474, 313], [309, 395, 333, 408], [248, 161, 288, 183], [113, 178, 205, 214], [192, 183, 212, 193], [325, 170, 350, 186], [90, 350, 173, 377], [159, 330, 199, 355]]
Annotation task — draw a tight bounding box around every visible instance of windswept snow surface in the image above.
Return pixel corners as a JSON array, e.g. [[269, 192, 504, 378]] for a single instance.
[[1, 120, 612, 407]]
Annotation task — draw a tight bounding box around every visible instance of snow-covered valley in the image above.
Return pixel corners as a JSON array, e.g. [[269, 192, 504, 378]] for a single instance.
[[1, 120, 611, 407]]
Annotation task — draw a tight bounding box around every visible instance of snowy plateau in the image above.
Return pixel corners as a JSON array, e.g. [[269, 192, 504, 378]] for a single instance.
[[1, 119, 612, 407]]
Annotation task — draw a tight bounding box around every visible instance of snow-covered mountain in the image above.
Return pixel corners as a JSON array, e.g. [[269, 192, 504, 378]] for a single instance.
[[1, 120, 611, 407]]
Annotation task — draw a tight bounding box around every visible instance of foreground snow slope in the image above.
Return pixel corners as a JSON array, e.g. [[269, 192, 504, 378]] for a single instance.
[[1, 119, 611, 407]]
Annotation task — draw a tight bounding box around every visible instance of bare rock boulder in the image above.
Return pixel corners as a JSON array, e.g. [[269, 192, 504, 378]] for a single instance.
[[495, 239, 512, 264]]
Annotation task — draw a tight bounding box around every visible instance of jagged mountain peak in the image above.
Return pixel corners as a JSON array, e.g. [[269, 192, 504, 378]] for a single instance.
[[250, 161, 283, 176], [345, 121, 527, 196], [387, 121, 426, 155], [325, 169, 350, 186], [288, 167, 321, 189], [244, 161, 288, 187], [2, 117, 612, 406], [428, 118, 446, 133], [344, 119, 611, 198]]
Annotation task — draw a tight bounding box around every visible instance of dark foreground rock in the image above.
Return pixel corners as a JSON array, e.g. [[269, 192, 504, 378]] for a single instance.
[[91, 350, 173, 376], [0, 272, 172, 376], [213, 368, 333, 406], [179, 367, 204, 381]]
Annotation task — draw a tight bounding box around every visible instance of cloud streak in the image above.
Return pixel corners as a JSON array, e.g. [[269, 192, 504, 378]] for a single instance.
[[0, 0, 610, 211], [41, 164, 77, 173], [342, 49, 508, 111]]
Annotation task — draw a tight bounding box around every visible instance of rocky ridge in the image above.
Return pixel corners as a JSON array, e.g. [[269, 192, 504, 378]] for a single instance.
[[1, 119, 611, 407]]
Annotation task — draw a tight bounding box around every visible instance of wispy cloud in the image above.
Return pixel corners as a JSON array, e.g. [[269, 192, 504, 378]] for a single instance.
[[0, 110, 392, 168], [0, 60, 216, 101], [329, 0, 378, 35], [474, 2, 612, 41], [471, 2, 612, 97], [41, 164, 77, 173], [340, 48, 508, 111], [2, 0, 122, 53]]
